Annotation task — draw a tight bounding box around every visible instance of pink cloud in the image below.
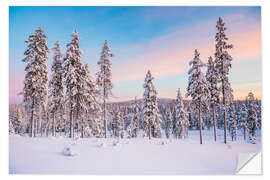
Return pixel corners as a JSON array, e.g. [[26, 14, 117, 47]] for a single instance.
[[112, 14, 261, 82], [9, 75, 24, 103]]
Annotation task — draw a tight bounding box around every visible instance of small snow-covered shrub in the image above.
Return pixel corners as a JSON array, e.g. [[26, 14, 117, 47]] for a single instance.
[[62, 146, 78, 156], [249, 136, 257, 144], [113, 140, 121, 147]]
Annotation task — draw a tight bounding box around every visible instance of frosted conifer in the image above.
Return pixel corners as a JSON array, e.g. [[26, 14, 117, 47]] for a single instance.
[[247, 92, 258, 143], [186, 49, 210, 144], [48, 40, 64, 136], [228, 103, 237, 141], [96, 40, 114, 138], [22, 27, 49, 137], [142, 70, 162, 139], [63, 30, 86, 138], [206, 56, 220, 141], [83, 64, 102, 137], [165, 107, 172, 139], [240, 103, 248, 140], [214, 17, 234, 144], [174, 89, 189, 139]]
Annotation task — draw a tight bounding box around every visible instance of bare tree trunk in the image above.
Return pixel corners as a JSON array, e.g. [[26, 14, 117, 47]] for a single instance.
[[34, 112, 37, 137], [243, 126, 246, 140], [52, 113, 56, 136], [81, 126, 84, 138], [213, 103, 217, 141], [70, 109, 73, 138], [148, 120, 151, 140], [199, 101, 203, 144], [222, 82, 227, 144], [104, 92, 107, 138], [30, 107, 34, 138]]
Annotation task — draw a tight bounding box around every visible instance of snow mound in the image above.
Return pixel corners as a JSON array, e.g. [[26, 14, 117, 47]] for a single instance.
[[98, 142, 106, 148], [113, 140, 121, 147], [74, 134, 81, 141], [62, 146, 78, 156], [227, 144, 232, 149]]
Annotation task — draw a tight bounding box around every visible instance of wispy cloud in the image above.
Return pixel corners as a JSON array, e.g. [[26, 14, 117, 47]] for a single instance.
[[112, 13, 261, 82]]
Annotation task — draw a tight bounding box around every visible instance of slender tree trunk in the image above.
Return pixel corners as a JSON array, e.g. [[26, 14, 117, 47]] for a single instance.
[[148, 120, 151, 140], [34, 112, 37, 137], [222, 81, 227, 144], [81, 126, 84, 138], [104, 96, 107, 138], [213, 103, 217, 141], [199, 102, 203, 144], [70, 109, 73, 138], [52, 113, 56, 136], [30, 107, 34, 138], [243, 126, 246, 140]]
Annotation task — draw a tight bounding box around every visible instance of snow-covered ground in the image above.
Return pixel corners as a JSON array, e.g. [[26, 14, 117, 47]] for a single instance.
[[9, 130, 261, 174]]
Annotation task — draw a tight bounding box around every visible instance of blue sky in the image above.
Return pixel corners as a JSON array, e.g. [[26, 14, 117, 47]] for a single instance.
[[9, 6, 261, 103]]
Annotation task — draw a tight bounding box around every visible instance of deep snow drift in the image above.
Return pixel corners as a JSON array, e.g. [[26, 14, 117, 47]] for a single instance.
[[9, 130, 261, 174]]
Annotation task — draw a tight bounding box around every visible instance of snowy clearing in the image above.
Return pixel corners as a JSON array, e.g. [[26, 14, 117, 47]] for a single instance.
[[9, 130, 261, 175]]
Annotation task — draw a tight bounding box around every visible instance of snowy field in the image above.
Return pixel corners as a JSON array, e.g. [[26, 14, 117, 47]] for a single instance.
[[9, 130, 261, 175]]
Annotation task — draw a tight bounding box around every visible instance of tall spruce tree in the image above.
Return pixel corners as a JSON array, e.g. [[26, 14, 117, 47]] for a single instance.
[[127, 97, 140, 138], [96, 40, 114, 138], [186, 49, 210, 144], [22, 27, 49, 137], [83, 64, 102, 137], [165, 107, 172, 139], [63, 30, 86, 138], [228, 103, 237, 141], [142, 70, 162, 139], [174, 89, 189, 139], [48, 40, 64, 136], [241, 103, 248, 140], [206, 56, 220, 141], [214, 17, 234, 144], [247, 92, 258, 143]]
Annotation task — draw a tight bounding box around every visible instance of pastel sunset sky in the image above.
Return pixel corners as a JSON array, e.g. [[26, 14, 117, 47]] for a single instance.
[[9, 6, 261, 103]]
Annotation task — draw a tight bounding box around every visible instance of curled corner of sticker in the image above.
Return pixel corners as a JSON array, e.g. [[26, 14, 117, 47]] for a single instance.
[[236, 152, 262, 175]]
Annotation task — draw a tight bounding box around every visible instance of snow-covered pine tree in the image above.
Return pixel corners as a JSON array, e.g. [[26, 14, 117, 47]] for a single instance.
[[174, 89, 189, 139], [228, 103, 237, 141], [255, 99, 261, 129], [22, 27, 49, 137], [96, 40, 114, 138], [83, 64, 102, 137], [206, 56, 220, 141], [127, 97, 140, 138], [142, 70, 162, 139], [112, 110, 122, 138], [9, 120, 15, 135], [186, 49, 210, 144], [240, 103, 248, 140], [63, 30, 86, 138], [48, 40, 64, 137], [247, 92, 258, 143], [165, 107, 172, 139], [214, 17, 234, 144]]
